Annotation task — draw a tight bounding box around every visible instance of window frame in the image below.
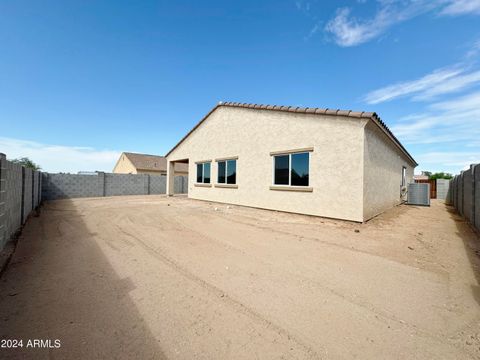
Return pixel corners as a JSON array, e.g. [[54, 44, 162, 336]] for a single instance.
[[216, 159, 237, 185], [195, 161, 211, 185], [401, 166, 407, 187], [271, 150, 311, 189], [215, 157, 238, 188]]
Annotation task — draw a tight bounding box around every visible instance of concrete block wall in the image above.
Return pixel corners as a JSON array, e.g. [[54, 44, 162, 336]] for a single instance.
[[105, 173, 148, 196], [174, 176, 187, 194], [475, 165, 480, 231], [0, 154, 6, 249], [4, 159, 23, 247], [453, 176, 458, 207], [42, 173, 103, 200], [42, 172, 187, 201], [23, 168, 33, 223], [458, 173, 464, 217], [0, 153, 41, 251], [33, 171, 41, 208], [463, 169, 473, 223], [150, 175, 166, 194], [452, 163, 479, 232], [436, 179, 451, 202]]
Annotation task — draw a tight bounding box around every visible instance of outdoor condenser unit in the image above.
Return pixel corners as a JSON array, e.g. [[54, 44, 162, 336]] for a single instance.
[[407, 183, 430, 206]]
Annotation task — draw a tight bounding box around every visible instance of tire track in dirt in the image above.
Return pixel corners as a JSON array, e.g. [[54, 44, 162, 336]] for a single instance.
[[122, 210, 469, 354], [112, 222, 322, 360]]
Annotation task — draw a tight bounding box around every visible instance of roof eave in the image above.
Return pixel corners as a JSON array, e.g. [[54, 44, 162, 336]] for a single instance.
[[165, 102, 418, 167], [368, 113, 418, 167]]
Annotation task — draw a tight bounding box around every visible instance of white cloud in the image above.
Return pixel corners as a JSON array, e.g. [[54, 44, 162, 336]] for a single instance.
[[363, 39, 480, 104], [325, 1, 437, 47], [441, 0, 480, 15], [415, 151, 480, 170], [413, 70, 480, 100], [430, 89, 480, 111], [325, 0, 480, 47], [324, 7, 387, 47], [0, 137, 121, 173], [363, 67, 463, 104], [390, 91, 480, 148], [465, 39, 480, 59], [304, 23, 320, 41]]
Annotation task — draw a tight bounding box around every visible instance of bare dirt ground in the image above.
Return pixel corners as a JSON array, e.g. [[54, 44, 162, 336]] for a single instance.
[[1, 196, 480, 359]]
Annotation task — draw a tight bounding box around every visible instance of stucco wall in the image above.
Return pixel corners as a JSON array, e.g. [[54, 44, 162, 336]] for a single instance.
[[113, 156, 187, 176], [136, 169, 163, 175], [113, 155, 137, 174], [167, 106, 366, 222], [363, 121, 415, 221]]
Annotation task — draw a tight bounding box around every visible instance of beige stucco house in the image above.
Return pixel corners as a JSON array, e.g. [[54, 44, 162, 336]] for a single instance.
[[165, 102, 417, 222], [113, 152, 188, 175]]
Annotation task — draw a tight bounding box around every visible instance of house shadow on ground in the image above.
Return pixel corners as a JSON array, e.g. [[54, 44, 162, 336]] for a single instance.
[[0, 199, 166, 360]]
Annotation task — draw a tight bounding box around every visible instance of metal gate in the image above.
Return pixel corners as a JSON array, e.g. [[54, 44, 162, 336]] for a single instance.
[[414, 179, 436, 199]]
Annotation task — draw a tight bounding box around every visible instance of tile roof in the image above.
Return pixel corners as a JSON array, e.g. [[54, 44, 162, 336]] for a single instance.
[[166, 102, 417, 166], [123, 152, 188, 172]]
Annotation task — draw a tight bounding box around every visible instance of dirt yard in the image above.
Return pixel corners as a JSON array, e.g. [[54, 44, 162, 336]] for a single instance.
[[0, 196, 479, 359]]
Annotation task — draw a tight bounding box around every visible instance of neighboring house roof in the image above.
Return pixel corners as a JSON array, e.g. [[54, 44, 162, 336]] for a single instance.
[[165, 101, 418, 166], [120, 152, 188, 173], [413, 175, 429, 181]]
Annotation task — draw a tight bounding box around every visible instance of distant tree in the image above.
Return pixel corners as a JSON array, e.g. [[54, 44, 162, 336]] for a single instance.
[[429, 172, 453, 180], [10, 157, 41, 170], [422, 171, 432, 177]]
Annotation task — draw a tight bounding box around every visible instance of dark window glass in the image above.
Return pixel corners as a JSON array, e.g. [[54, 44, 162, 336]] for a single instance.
[[218, 161, 226, 183], [227, 160, 236, 184], [291, 153, 309, 186], [196, 163, 203, 183], [204, 162, 211, 183], [274, 155, 289, 185]]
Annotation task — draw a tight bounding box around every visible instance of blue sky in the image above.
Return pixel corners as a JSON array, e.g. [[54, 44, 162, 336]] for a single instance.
[[1, 0, 479, 173]]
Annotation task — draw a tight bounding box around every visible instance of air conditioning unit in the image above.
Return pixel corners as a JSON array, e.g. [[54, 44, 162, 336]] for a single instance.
[[407, 183, 430, 206]]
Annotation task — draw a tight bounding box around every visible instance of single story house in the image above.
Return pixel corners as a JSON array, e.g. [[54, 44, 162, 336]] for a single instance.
[[165, 102, 417, 222], [113, 152, 188, 176], [413, 172, 430, 181]]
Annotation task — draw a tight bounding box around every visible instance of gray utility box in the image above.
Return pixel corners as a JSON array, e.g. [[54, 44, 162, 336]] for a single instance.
[[407, 183, 430, 206]]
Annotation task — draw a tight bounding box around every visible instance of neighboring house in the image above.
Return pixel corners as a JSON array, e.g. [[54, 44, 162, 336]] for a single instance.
[[165, 102, 417, 222], [113, 152, 188, 175], [413, 172, 430, 181]]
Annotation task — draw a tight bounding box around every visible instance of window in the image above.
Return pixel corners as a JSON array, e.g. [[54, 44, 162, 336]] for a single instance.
[[401, 166, 406, 187], [291, 153, 309, 186], [217, 159, 237, 184], [273, 152, 309, 186], [196, 162, 211, 183], [218, 161, 226, 183], [274, 155, 289, 185]]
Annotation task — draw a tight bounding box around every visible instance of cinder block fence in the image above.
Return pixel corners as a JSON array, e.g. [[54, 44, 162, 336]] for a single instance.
[[41, 172, 187, 201], [0, 153, 42, 251], [0, 151, 188, 252], [451, 163, 480, 232]]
